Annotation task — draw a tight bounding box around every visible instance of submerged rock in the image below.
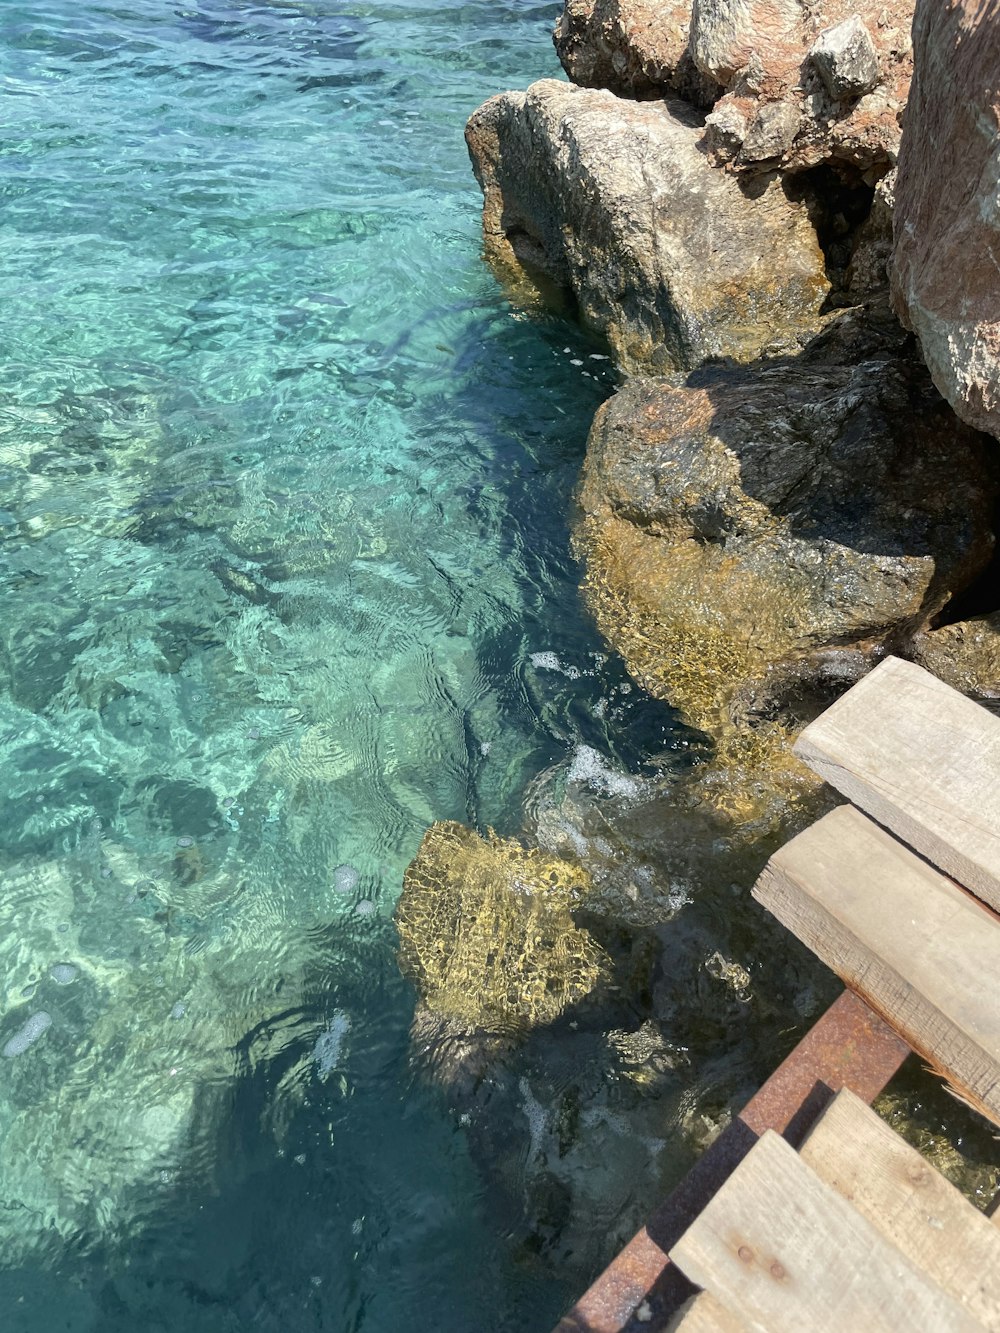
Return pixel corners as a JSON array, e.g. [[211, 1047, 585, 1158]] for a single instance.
[[395, 821, 608, 1035], [575, 352, 999, 748], [2, 1011, 52, 1058], [891, 0, 1000, 438], [554, 0, 719, 105], [312, 1011, 352, 1081], [465, 79, 829, 374]]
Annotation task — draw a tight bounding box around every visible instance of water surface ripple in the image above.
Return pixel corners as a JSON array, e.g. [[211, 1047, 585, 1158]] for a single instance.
[[0, 1, 678, 1328]]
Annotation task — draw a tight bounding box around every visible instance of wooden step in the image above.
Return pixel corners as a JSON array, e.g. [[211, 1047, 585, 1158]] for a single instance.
[[793, 656, 1000, 912], [665, 1291, 748, 1331], [669, 1129, 982, 1331], [800, 1088, 1000, 1329], [753, 803, 1000, 1125]]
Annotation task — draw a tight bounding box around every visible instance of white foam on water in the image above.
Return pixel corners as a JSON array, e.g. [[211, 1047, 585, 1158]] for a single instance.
[[566, 745, 643, 801], [312, 1011, 352, 1081], [529, 651, 561, 671], [529, 651, 587, 680]]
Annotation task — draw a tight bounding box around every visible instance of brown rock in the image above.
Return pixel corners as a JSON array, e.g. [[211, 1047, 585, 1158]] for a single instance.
[[891, 0, 1000, 438], [693, 0, 912, 179], [554, 0, 719, 104], [575, 353, 998, 739], [465, 79, 829, 374]]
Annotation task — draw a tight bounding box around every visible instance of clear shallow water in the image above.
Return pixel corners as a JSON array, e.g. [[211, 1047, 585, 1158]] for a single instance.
[[0, 1, 692, 1327]]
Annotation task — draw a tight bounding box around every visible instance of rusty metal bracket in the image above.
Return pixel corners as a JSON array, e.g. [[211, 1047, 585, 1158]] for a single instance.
[[554, 989, 911, 1333]]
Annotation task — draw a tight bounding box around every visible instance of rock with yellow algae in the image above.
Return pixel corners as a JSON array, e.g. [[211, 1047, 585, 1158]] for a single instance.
[[912, 613, 1000, 702], [576, 356, 998, 756], [396, 821, 609, 1036]]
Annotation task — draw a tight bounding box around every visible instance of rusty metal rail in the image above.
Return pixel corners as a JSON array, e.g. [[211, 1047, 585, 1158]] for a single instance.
[[554, 989, 910, 1333]]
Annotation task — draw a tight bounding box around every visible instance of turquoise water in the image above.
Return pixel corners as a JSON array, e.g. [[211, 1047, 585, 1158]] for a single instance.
[[0, 2, 698, 1327]]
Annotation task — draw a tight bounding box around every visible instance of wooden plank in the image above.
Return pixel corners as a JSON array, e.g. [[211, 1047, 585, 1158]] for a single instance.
[[793, 655, 1000, 911], [665, 1291, 748, 1331], [753, 804, 1000, 1125], [669, 1130, 981, 1333], [800, 1088, 1000, 1329]]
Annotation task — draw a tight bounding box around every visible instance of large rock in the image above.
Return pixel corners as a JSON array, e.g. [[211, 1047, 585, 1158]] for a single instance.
[[891, 0, 1000, 438], [554, 0, 719, 104], [465, 79, 829, 374], [575, 351, 998, 741], [692, 0, 913, 179]]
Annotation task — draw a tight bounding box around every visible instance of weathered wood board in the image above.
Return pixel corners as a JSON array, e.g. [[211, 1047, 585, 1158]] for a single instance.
[[665, 1291, 748, 1331], [793, 655, 1000, 912], [800, 1088, 1000, 1329], [670, 1129, 982, 1332], [753, 803, 1000, 1126]]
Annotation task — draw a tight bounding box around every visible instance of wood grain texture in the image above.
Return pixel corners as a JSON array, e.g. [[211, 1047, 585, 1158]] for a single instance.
[[793, 656, 1000, 911], [670, 1130, 982, 1332], [753, 804, 1000, 1125], [800, 1088, 1000, 1328], [664, 1291, 748, 1331]]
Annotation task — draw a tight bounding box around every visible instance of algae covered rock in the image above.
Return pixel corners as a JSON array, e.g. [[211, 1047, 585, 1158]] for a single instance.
[[575, 354, 999, 744], [912, 614, 1000, 702], [465, 78, 829, 375], [396, 821, 608, 1035]]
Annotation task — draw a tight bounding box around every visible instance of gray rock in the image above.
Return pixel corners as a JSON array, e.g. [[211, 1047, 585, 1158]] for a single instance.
[[690, 0, 803, 87], [847, 168, 896, 298], [811, 17, 881, 100], [2, 1012, 52, 1058], [691, 2, 912, 179], [891, 0, 1000, 438], [466, 79, 829, 375], [740, 100, 801, 162], [703, 101, 748, 161]]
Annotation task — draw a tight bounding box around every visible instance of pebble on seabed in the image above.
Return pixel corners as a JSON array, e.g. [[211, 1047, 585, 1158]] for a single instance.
[[2, 1012, 52, 1058], [50, 964, 77, 985], [333, 864, 360, 894]]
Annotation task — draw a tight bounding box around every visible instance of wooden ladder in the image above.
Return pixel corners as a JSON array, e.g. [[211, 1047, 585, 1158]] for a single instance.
[[667, 657, 1000, 1330]]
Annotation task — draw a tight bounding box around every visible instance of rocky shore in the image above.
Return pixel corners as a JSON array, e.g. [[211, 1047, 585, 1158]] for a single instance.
[[469, 0, 1000, 725], [392, 0, 1000, 1272]]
